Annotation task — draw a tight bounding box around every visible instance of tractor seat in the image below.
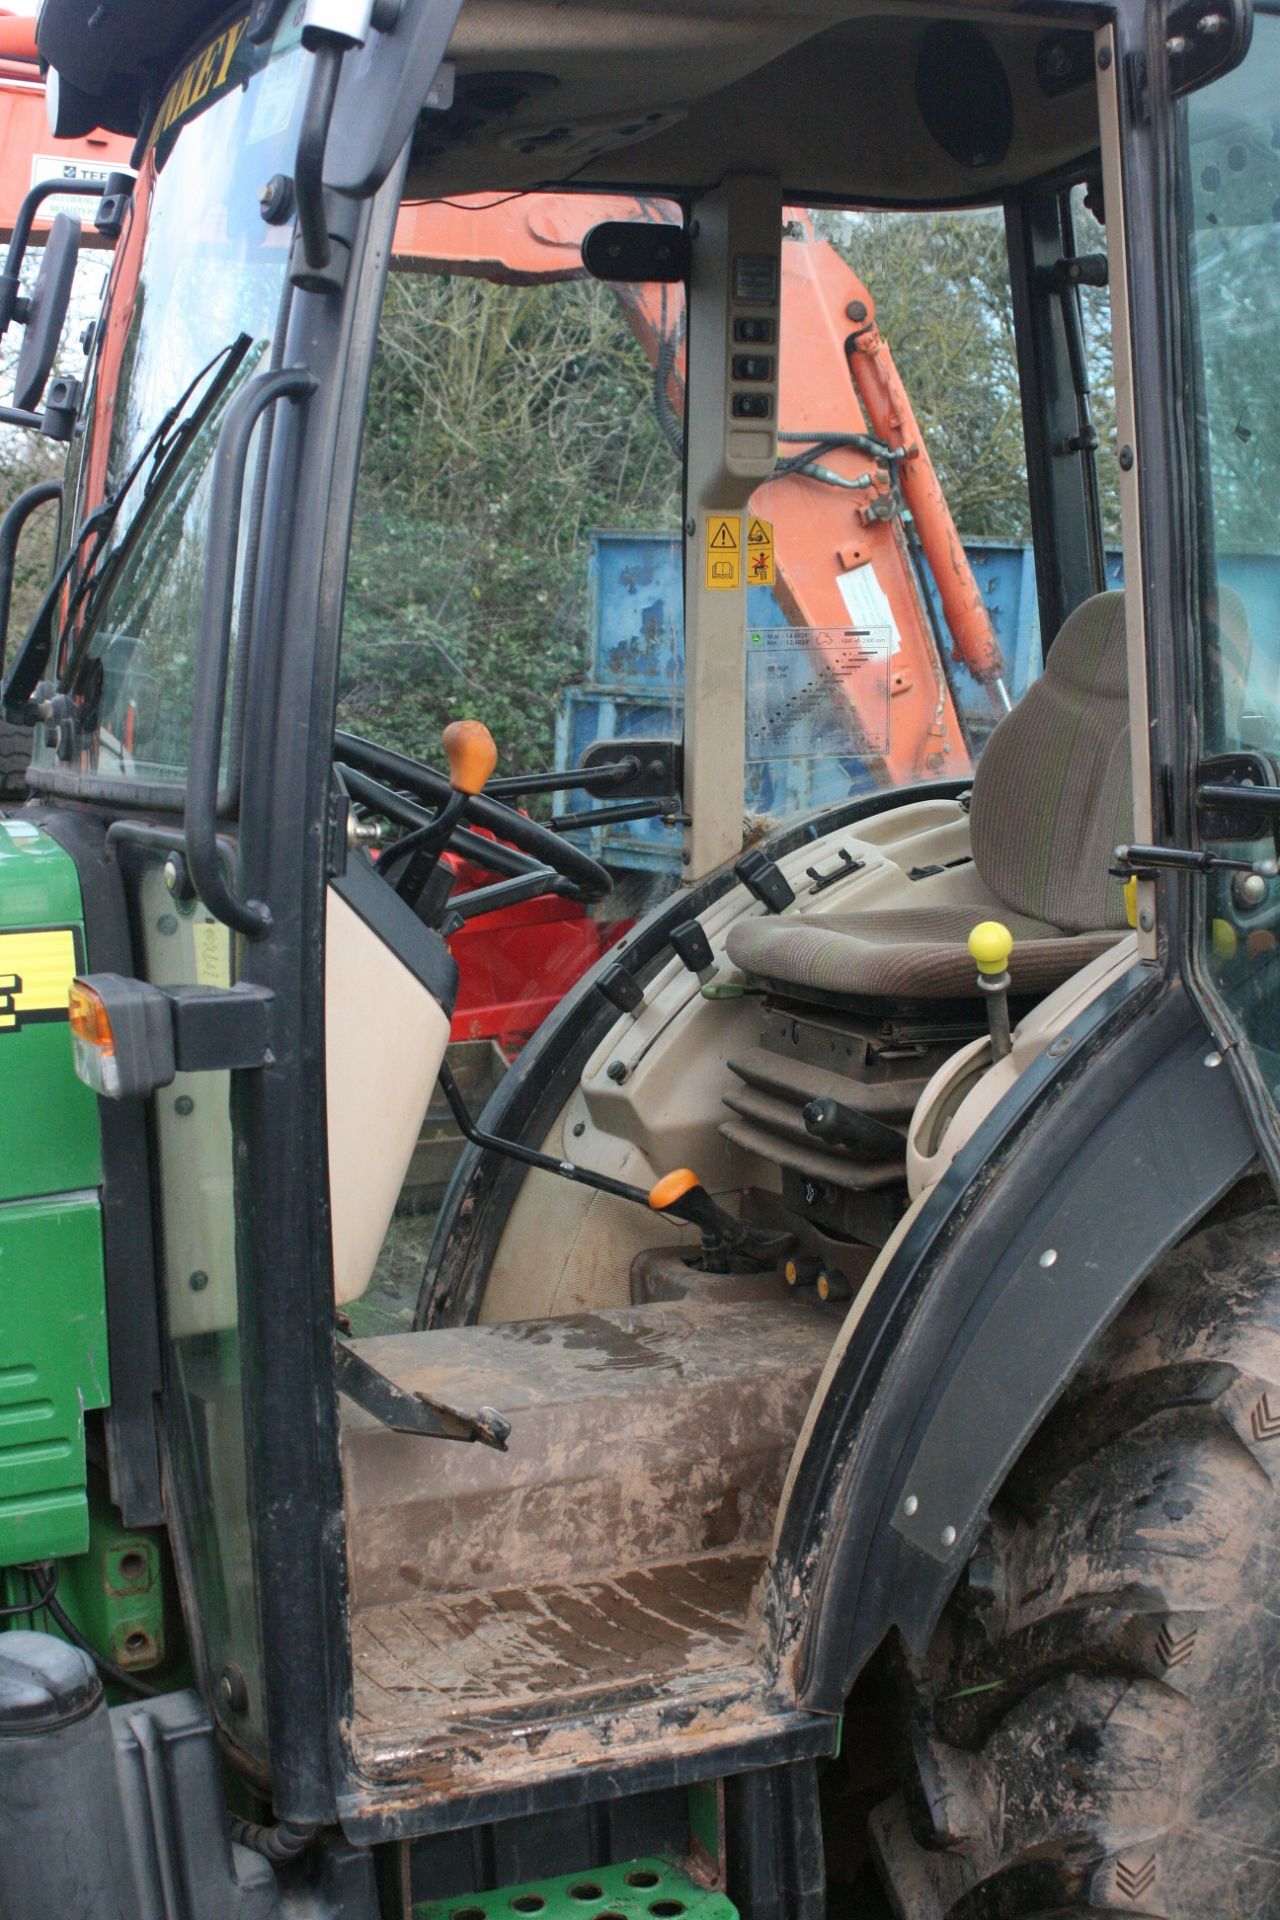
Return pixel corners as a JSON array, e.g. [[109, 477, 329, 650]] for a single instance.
[[726, 591, 1132, 1004]]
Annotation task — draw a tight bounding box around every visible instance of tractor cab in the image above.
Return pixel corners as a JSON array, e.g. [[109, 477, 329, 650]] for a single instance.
[[3, 1, 1280, 1917]]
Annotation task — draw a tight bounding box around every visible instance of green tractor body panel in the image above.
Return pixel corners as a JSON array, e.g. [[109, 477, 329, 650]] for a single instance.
[[0, 818, 109, 1566]]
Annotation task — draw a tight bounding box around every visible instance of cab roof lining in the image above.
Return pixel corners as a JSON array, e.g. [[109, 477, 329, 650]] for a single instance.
[[406, 4, 1102, 202]]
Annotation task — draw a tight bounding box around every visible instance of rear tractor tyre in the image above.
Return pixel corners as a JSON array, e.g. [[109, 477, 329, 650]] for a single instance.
[[870, 1203, 1280, 1919], [0, 717, 33, 798]]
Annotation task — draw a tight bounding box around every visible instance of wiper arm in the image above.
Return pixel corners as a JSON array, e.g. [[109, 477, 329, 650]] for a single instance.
[[3, 333, 254, 719]]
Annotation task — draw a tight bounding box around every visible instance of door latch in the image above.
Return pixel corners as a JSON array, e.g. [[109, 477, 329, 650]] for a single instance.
[[1114, 842, 1278, 881]]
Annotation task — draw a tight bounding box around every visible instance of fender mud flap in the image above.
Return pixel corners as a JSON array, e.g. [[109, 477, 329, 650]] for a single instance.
[[771, 974, 1257, 1709]]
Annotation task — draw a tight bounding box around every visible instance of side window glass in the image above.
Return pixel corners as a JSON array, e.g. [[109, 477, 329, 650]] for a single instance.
[[1069, 180, 1123, 579], [747, 205, 1036, 792]]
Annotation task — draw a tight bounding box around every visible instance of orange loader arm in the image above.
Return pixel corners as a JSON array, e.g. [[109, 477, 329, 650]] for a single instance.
[[393, 195, 1005, 783]]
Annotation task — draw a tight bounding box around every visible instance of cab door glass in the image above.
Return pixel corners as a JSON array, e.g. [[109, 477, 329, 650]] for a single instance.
[[1182, 14, 1280, 1098], [337, 193, 686, 1329], [136, 854, 266, 1753]]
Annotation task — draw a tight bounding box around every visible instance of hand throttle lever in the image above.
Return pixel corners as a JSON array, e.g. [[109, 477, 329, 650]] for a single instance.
[[648, 1168, 793, 1274]]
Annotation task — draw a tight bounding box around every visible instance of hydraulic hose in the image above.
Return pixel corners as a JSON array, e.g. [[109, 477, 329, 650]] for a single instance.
[[229, 1817, 320, 1863]]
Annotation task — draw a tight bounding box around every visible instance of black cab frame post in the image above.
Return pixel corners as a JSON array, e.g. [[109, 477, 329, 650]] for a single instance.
[[226, 163, 405, 1823]]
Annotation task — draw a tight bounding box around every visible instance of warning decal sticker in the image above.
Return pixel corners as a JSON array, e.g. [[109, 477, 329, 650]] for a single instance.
[[747, 516, 775, 586], [0, 928, 82, 1035], [705, 514, 742, 591]]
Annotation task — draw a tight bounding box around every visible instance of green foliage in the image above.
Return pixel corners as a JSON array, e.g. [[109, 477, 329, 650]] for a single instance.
[[338, 270, 682, 788]]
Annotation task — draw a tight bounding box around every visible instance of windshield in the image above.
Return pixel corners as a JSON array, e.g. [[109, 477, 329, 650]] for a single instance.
[[33, 8, 307, 792]]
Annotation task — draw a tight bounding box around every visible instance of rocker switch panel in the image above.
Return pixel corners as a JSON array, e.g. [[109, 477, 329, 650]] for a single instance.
[[598, 963, 644, 1014], [670, 919, 715, 974], [735, 849, 795, 913]]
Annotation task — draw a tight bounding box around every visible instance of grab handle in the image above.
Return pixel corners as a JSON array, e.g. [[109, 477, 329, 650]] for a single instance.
[[185, 365, 316, 938]]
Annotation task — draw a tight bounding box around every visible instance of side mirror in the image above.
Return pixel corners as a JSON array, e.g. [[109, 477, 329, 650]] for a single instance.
[[0, 480, 61, 686], [13, 214, 80, 414]]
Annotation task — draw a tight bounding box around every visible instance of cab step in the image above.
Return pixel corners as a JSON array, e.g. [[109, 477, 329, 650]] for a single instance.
[[337, 1297, 839, 1836]]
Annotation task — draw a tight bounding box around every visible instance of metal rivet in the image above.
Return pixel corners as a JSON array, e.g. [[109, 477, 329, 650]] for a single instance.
[[174, 1095, 194, 1117], [1118, 444, 1135, 471], [903, 1494, 919, 1517], [1204, 1050, 1223, 1068], [1098, 44, 1113, 68], [156, 914, 178, 936], [606, 1059, 628, 1083], [1039, 1248, 1058, 1269], [188, 1270, 209, 1292], [219, 1663, 248, 1714], [1139, 909, 1155, 932], [1167, 32, 1188, 54], [940, 1525, 957, 1548], [258, 173, 295, 225], [572, 1121, 585, 1138]]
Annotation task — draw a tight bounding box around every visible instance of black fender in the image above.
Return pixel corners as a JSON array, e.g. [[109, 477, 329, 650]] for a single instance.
[[770, 968, 1260, 1712]]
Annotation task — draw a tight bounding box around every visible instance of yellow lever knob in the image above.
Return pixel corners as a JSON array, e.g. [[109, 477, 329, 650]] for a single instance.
[[1123, 874, 1138, 930], [442, 719, 498, 796], [968, 920, 1014, 977]]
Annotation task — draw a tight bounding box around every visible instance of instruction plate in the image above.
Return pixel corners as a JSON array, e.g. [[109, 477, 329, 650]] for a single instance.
[[746, 626, 891, 761]]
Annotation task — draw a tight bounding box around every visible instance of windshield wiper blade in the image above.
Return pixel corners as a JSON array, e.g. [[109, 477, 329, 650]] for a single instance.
[[3, 333, 254, 719]]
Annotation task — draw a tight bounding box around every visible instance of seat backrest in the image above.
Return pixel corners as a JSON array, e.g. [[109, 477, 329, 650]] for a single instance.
[[970, 590, 1131, 933]]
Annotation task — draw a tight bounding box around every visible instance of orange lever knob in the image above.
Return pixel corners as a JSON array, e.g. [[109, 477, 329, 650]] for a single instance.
[[442, 719, 498, 796], [648, 1168, 702, 1212]]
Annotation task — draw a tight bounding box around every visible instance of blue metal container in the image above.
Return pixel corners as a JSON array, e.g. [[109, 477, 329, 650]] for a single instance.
[[559, 531, 1280, 876]]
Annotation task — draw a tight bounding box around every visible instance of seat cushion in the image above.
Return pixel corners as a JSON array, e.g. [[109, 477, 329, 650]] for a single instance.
[[724, 903, 1122, 1001]]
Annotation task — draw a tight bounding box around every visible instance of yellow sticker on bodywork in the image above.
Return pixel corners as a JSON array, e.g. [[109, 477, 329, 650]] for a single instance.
[[705, 514, 742, 590], [0, 929, 79, 1033]]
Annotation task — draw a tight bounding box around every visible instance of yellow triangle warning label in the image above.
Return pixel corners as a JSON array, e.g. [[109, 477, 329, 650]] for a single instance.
[[705, 514, 742, 589], [747, 518, 771, 545]]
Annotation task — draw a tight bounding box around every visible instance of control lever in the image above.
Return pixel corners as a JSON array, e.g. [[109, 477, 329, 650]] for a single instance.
[[381, 719, 498, 909], [968, 920, 1014, 1061], [439, 1065, 792, 1272], [648, 1168, 794, 1274], [802, 1096, 903, 1162]]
